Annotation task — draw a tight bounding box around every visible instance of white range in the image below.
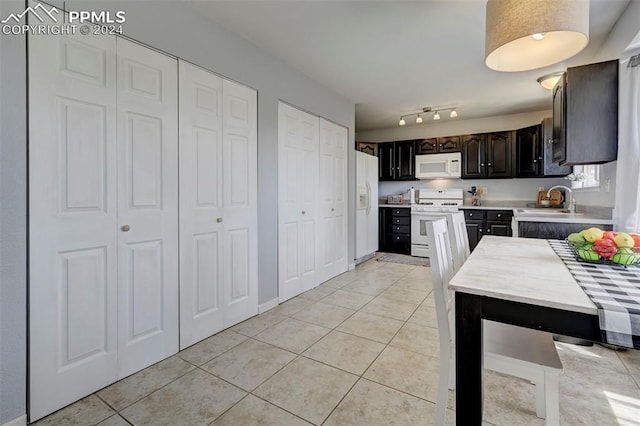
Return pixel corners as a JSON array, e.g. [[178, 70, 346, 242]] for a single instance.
[[411, 188, 464, 258]]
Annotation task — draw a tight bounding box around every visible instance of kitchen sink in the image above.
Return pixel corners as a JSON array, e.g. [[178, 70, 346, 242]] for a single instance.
[[516, 209, 584, 216]]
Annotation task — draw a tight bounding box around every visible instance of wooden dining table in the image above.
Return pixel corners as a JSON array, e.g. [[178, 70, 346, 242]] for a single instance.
[[448, 235, 603, 425]]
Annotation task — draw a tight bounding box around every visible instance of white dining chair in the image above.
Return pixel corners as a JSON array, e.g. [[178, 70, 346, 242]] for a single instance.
[[426, 218, 563, 426]]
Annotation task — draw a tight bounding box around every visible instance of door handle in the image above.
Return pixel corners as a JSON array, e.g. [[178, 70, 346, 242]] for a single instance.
[[121, 225, 130, 232], [331, 208, 335, 212], [216, 217, 223, 223], [301, 211, 306, 215]]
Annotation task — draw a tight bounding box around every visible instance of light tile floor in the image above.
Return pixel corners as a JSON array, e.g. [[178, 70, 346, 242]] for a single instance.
[[33, 257, 640, 425]]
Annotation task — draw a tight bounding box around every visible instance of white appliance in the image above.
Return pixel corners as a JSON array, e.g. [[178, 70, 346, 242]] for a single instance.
[[356, 151, 379, 260], [415, 152, 462, 179], [411, 188, 464, 257]]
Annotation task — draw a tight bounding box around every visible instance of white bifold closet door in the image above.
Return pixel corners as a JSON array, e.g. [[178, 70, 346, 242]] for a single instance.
[[29, 29, 178, 420], [179, 61, 258, 349], [278, 102, 321, 302], [115, 38, 179, 378], [319, 118, 348, 282]]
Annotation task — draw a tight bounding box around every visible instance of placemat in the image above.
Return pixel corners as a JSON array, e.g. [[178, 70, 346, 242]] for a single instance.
[[548, 239, 640, 349]]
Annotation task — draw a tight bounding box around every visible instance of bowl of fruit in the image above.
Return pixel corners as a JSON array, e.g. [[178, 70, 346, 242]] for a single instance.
[[566, 228, 640, 266]]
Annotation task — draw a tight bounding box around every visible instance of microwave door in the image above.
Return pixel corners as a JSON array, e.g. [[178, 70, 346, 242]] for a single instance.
[[419, 161, 447, 176]]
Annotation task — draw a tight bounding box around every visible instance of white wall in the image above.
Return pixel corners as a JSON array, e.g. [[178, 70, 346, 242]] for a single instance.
[[0, 2, 27, 423]]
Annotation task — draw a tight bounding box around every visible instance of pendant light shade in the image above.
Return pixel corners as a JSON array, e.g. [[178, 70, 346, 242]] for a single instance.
[[485, 0, 589, 72], [537, 71, 564, 90]]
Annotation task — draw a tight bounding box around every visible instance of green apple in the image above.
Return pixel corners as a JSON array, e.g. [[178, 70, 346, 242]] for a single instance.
[[567, 233, 587, 246]]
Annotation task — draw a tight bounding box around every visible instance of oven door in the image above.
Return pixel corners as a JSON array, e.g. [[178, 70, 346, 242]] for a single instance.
[[411, 213, 446, 246]]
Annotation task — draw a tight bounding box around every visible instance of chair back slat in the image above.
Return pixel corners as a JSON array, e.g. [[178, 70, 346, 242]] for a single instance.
[[446, 211, 470, 273], [425, 218, 455, 347]]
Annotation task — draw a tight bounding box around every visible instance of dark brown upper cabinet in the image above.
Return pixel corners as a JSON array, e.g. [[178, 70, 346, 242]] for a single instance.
[[378, 140, 416, 181], [552, 60, 618, 165], [515, 125, 541, 177], [462, 132, 512, 178], [415, 136, 461, 155]]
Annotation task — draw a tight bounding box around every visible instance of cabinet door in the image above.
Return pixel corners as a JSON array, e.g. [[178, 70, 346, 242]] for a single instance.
[[462, 135, 485, 178], [515, 125, 541, 177], [416, 138, 438, 154], [486, 132, 512, 177], [378, 142, 395, 181], [465, 220, 484, 252], [552, 76, 566, 164], [438, 136, 461, 153], [378, 208, 387, 251], [542, 118, 572, 176], [395, 140, 415, 180], [486, 221, 512, 237]]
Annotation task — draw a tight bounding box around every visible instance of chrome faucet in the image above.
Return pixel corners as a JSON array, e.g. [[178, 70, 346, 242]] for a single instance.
[[547, 185, 576, 213]]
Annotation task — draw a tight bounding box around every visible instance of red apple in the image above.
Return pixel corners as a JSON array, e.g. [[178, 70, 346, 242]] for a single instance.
[[602, 231, 617, 241]]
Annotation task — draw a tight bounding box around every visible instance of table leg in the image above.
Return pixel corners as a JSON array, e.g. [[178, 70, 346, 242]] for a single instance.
[[455, 292, 483, 425]]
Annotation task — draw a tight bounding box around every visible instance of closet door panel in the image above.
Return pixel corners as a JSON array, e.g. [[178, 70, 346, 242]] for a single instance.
[[278, 103, 319, 301], [116, 38, 179, 377], [178, 61, 224, 349], [222, 79, 258, 325], [319, 119, 348, 282], [29, 22, 118, 421]]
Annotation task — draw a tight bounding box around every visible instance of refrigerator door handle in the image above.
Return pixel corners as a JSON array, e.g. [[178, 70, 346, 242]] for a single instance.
[[366, 181, 371, 215]]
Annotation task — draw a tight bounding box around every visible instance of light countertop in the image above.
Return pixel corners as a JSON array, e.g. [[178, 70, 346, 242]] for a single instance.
[[449, 236, 597, 315]]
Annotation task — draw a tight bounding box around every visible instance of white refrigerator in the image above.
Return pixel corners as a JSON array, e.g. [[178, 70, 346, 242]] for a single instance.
[[355, 151, 379, 260]]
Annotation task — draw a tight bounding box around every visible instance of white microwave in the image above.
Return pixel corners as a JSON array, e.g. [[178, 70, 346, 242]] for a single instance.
[[415, 152, 462, 179]]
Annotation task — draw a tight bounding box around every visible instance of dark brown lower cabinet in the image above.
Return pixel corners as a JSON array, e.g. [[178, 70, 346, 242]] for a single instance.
[[517, 222, 613, 239], [379, 207, 411, 255], [462, 209, 513, 251]]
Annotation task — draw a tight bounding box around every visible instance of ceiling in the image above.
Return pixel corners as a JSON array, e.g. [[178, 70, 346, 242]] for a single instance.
[[189, 0, 631, 131]]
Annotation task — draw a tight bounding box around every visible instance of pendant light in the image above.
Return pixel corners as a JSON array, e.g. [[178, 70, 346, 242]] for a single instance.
[[485, 0, 589, 72], [416, 114, 423, 124], [433, 111, 441, 121], [536, 71, 564, 90], [450, 109, 458, 118], [399, 117, 406, 126]]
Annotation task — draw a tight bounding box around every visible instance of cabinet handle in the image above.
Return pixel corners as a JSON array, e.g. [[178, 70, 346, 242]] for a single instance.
[[121, 225, 130, 232], [538, 156, 543, 160], [497, 214, 501, 218], [469, 213, 473, 217], [480, 163, 485, 167], [396, 236, 400, 240], [217, 217, 223, 223], [533, 159, 537, 163], [548, 138, 555, 145], [432, 143, 436, 147], [488, 162, 492, 166], [487, 228, 491, 233], [479, 228, 483, 233], [439, 144, 443, 147], [331, 208, 335, 212], [301, 211, 306, 215]]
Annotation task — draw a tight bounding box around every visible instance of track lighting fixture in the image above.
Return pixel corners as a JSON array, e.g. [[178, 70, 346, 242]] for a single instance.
[[396, 106, 458, 126]]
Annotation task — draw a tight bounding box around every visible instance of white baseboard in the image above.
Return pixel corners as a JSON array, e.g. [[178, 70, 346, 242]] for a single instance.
[[2, 415, 27, 426], [348, 262, 356, 271], [258, 297, 279, 314]]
